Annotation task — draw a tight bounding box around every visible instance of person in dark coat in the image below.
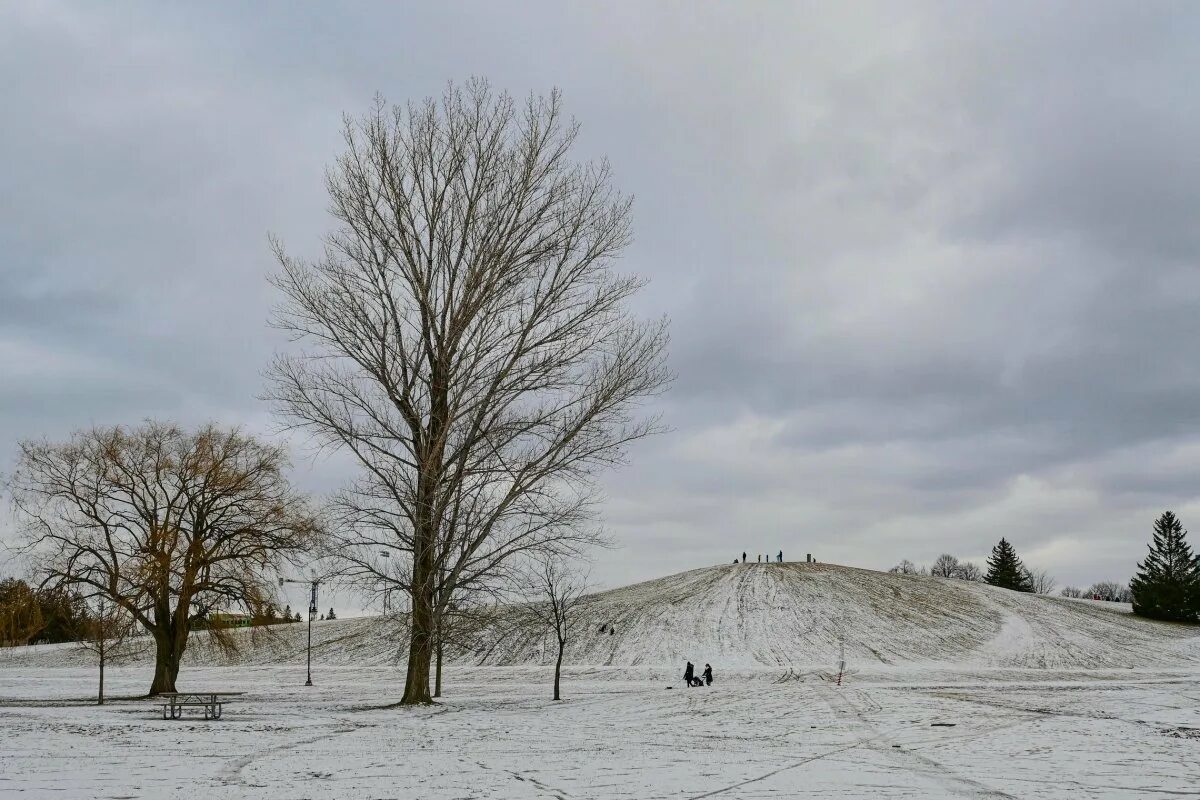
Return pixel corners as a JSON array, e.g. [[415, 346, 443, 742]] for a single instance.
[[684, 661, 695, 686], [702, 663, 713, 686], [742, 552, 746, 563]]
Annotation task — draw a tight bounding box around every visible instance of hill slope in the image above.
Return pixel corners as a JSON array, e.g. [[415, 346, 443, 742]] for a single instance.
[[4, 562, 1198, 670], [480, 562, 1200, 669]]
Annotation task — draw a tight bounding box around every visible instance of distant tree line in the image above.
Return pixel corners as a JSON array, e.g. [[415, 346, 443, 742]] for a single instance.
[[1059, 582, 1132, 602], [0, 578, 94, 646], [890, 539, 1053, 593], [0, 575, 312, 651], [885, 510, 1200, 625]]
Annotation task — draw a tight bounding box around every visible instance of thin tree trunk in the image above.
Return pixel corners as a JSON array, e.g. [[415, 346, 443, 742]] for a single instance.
[[434, 632, 444, 698], [98, 646, 105, 705], [554, 639, 564, 701]]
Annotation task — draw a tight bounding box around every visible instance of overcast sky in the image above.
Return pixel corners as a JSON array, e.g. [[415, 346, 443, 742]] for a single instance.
[[3, 1, 1200, 606]]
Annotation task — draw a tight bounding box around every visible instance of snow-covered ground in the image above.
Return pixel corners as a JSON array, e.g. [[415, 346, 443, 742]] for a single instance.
[[4, 563, 1200, 797], [3, 664, 1200, 798]]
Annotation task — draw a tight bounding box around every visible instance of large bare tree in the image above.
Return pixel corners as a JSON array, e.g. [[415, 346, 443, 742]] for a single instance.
[[930, 554, 959, 578], [268, 80, 669, 704], [9, 422, 317, 694]]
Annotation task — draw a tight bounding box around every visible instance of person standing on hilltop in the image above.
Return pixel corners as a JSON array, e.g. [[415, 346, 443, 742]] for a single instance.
[[778, 550, 783, 563], [742, 552, 746, 563], [757, 554, 761, 563], [703, 663, 713, 686], [684, 661, 695, 687]]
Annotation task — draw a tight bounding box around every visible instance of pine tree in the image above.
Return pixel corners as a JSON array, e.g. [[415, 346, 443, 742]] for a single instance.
[[984, 538, 1034, 592], [1130, 511, 1200, 623]]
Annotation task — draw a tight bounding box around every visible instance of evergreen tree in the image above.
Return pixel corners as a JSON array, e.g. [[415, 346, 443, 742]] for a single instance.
[[327, 607, 337, 621], [1130, 511, 1200, 623], [984, 538, 1034, 592]]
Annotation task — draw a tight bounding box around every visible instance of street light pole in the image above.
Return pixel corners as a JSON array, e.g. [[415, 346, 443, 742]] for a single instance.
[[280, 575, 319, 687]]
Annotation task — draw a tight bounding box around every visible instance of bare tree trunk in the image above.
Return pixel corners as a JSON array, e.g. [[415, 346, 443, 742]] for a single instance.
[[433, 603, 444, 699], [150, 644, 175, 695], [401, 535, 435, 704], [98, 643, 105, 705], [434, 634, 444, 699], [149, 629, 184, 695], [401, 611, 432, 703], [554, 638, 564, 701]]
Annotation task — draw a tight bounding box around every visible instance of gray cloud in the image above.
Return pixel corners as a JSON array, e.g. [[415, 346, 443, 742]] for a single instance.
[[3, 1, 1200, 597]]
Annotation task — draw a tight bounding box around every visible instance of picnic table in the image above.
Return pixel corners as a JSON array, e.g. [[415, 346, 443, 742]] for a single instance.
[[158, 691, 244, 720]]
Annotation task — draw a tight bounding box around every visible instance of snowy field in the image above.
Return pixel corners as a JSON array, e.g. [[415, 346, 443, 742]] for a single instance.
[[3, 663, 1200, 799]]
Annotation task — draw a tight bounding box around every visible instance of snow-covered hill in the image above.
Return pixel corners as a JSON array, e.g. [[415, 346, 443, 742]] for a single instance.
[[4, 562, 1198, 670], [479, 561, 1200, 670]]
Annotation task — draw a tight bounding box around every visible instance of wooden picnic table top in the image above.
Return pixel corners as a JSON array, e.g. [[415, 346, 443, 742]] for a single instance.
[[158, 691, 245, 698]]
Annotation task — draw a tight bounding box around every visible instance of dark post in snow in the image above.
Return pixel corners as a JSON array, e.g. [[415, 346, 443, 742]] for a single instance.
[[281, 576, 320, 686]]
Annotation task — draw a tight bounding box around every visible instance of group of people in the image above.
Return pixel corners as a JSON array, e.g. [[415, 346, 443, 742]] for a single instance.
[[735, 551, 783, 564], [683, 661, 713, 687]]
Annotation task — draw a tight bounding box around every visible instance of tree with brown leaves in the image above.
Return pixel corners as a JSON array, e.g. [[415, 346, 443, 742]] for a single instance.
[[9, 422, 317, 694]]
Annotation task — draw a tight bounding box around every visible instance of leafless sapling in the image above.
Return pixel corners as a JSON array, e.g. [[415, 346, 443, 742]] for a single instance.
[[523, 556, 589, 701], [75, 597, 138, 705]]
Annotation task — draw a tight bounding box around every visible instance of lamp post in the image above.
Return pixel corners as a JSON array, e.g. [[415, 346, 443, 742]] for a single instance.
[[280, 575, 320, 686]]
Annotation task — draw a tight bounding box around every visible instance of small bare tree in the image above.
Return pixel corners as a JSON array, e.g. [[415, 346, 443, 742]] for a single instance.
[[1027, 568, 1057, 595], [953, 561, 984, 582], [930, 554, 959, 578], [1060, 586, 1084, 598], [9, 422, 317, 694], [522, 557, 588, 701], [269, 80, 669, 704], [888, 559, 925, 575], [76, 597, 138, 705], [1087, 580, 1131, 602]]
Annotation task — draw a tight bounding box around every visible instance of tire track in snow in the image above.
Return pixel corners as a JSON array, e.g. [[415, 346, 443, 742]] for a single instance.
[[815, 682, 1020, 799]]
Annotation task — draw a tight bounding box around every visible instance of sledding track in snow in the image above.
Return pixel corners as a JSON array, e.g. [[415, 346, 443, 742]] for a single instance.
[[474, 562, 1200, 670]]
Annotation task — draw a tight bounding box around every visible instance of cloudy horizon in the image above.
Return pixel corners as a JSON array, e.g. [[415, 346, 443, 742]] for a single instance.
[[4, 1, 1200, 605]]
